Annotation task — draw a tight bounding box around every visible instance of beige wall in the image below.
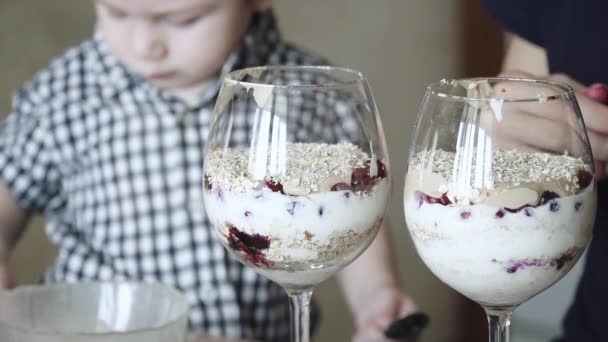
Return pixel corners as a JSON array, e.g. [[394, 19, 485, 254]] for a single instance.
[[1, 1, 464, 341]]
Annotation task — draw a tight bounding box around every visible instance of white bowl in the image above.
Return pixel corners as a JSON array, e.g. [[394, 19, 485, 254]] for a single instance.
[[0, 282, 189, 342]]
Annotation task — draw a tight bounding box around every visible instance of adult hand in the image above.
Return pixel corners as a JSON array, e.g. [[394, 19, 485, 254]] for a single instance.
[[352, 287, 418, 342], [492, 71, 608, 178]]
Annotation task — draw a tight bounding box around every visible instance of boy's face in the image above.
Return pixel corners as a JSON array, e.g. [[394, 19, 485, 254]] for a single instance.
[[95, 0, 269, 93]]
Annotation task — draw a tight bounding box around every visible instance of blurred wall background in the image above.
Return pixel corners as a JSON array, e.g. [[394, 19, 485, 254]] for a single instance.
[[0, 1, 509, 341]]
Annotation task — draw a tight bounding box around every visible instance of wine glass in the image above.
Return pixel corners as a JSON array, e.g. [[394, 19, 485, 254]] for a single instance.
[[202, 66, 390, 342], [404, 78, 597, 341]]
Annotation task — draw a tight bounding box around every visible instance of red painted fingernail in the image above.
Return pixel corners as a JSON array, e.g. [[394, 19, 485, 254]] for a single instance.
[[584, 83, 608, 104]]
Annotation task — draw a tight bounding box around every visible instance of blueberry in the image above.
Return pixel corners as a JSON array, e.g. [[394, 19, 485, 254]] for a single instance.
[[550, 201, 560, 212], [287, 201, 300, 215]]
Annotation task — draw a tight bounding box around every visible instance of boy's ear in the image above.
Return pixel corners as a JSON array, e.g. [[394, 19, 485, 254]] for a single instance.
[[251, 0, 272, 11]]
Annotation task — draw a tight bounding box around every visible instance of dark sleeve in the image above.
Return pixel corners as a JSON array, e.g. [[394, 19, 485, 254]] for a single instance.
[[560, 180, 608, 341], [481, 0, 549, 47]]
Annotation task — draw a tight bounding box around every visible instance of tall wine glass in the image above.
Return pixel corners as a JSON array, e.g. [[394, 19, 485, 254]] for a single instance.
[[404, 78, 597, 341], [202, 66, 390, 342]]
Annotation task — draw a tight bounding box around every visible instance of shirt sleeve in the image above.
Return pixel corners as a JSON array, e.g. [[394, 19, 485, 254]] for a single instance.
[[0, 89, 61, 211], [482, 0, 549, 47]]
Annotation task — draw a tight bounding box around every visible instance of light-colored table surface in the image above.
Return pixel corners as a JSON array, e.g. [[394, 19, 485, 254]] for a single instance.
[[186, 333, 257, 342]]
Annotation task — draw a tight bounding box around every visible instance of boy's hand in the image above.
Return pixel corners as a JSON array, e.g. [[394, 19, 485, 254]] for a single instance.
[[0, 263, 13, 288], [352, 287, 418, 341]]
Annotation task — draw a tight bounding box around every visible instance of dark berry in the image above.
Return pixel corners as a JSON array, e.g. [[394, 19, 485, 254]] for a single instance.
[[227, 225, 271, 266], [204, 175, 212, 191], [216, 188, 224, 201], [368, 159, 387, 179], [351, 166, 372, 189], [415, 191, 452, 206], [265, 179, 285, 194], [351, 159, 387, 191], [416, 192, 425, 208], [460, 211, 471, 220], [506, 260, 539, 273], [552, 251, 575, 270], [439, 193, 452, 205], [550, 201, 560, 212], [503, 191, 560, 216], [577, 170, 593, 189], [344, 192, 351, 199], [331, 182, 352, 191], [228, 225, 270, 250], [506, 264, 519, 273], [318, 206, 324, 216], [496, 210, 505, 219], [539, 191, 560, 205], [244, 211, 252, 217], [575, 201, 583, 211], [287, 201, 300, 215]]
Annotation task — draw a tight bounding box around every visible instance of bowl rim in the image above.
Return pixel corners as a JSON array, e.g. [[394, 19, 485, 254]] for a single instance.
[[0, 281, 190, 337]]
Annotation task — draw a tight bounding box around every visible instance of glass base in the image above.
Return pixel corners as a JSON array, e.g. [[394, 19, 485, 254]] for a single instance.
[[483, 305, 517, 342], [286, 288, 313, 342]]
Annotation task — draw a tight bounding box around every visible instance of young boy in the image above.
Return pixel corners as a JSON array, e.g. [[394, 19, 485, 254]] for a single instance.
[[0, 0, 417, 340]]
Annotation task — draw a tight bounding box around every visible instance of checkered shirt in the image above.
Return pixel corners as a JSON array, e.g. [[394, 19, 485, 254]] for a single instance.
[[0, 12, 334, 341]]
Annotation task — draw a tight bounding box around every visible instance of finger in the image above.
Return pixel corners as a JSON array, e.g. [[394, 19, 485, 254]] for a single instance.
[[495, 108, 573, 153], [358, 313, 393, 332], [583, 83, 608, 104], [549, 73, 585, 91], [594, 160, 607, 179], [494, 75, 608, 135], [397, 300, 419, 317], [353, 328, 386, 342], [0, 264, 13, 289], [574, 94, 608, 134], [586, 129, 608, 161]]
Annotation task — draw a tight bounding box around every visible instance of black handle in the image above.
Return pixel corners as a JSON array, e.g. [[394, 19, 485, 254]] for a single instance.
[[384, 312, 430, 341]]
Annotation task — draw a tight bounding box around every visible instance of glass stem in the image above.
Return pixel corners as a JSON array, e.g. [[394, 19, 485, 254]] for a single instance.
[[484, 306, 515, 342], [287, 288, 313, 342]]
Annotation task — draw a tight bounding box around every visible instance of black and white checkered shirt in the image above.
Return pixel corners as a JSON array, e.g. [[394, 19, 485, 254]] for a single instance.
[[0, 13, 328, 341]]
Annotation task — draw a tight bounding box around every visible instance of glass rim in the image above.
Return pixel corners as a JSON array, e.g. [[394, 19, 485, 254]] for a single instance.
[[223, 65, 367, 89], [427, 77, 576, 103]]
